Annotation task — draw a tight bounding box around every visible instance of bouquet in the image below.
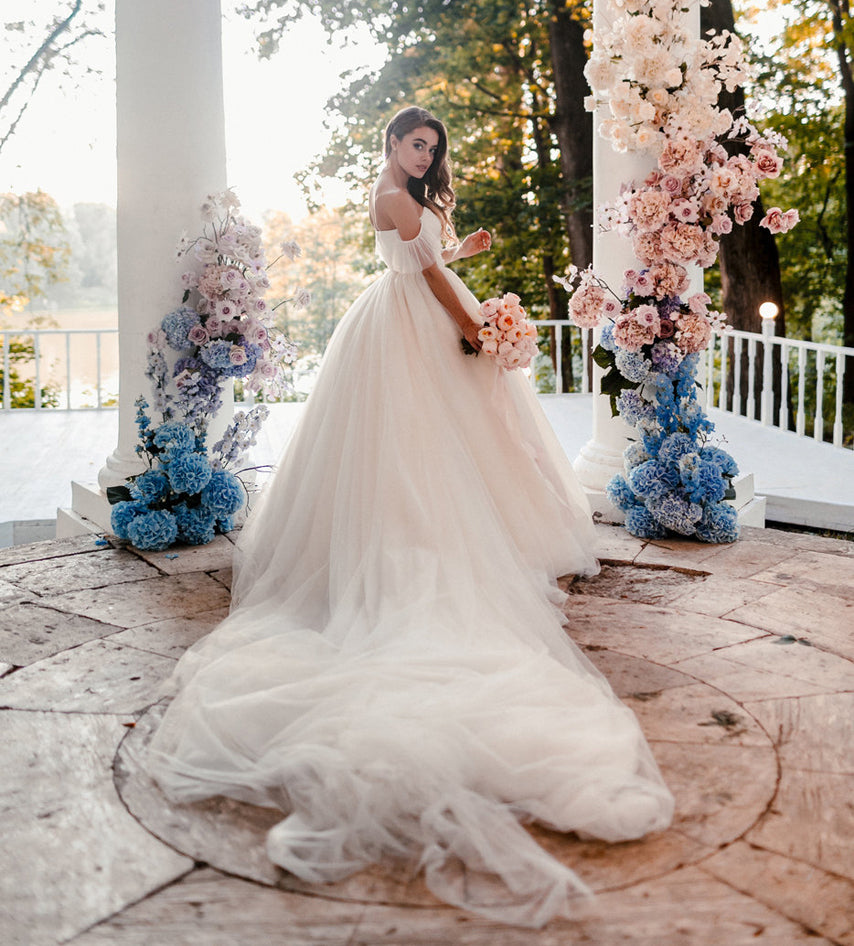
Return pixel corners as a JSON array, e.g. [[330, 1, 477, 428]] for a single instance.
[[463, 292, 539, 370], [108, 189, 304, 551]]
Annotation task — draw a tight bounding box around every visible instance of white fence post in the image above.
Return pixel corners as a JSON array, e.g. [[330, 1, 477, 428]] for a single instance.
[[760, 310, 776, 427]]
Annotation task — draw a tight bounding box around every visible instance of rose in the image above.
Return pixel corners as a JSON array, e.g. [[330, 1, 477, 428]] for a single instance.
[[710, 214, 733, 235], [760, 207, 799, 234], [229, 345, 248, 366], [497, 312, 517, 332], [478, 325, 499, 342], [188, 324, 209, 345], [753, 147, 783, 178], [733, 203, 754, 224]]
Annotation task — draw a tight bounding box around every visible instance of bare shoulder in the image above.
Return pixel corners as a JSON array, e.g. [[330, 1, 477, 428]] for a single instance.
[[372, 185, 422, 238]]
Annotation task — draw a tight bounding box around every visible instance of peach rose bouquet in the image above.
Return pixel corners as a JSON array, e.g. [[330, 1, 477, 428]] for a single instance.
[[463, 292, 539, 371]]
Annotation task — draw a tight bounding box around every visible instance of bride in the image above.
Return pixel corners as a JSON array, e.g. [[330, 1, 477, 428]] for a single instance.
[[148, 105, 674, 928]]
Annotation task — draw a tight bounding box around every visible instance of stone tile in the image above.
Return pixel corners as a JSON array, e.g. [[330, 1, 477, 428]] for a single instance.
[[623, 683, 772, 748], [317, 866, 835, 945], [565, 597, 764, 665], [1, 548, 159, 596], [0, 602, 122, 666], [662, 573, 780, 617], [0, 639, 175, 714], [69, 868, 362, 946], [636, 537, 798, 578], [209, 567, 232, 590], [0, 710, 192, 946], [0, 533, 110, 567], [741, 524, 854, 557], [633, 538, 722, 570], [699, 635, 854, 697], [701, 841, 854, 946], [591, 523, 647, 564], [727, 586, 854, 661], [749, 549, 854, 601], [656, 741, 777, 849], [746, 693, 854, 775], [581, 647, 693, 700], [110, 607, 228, 659], [0, 577, 38, 608], [747, 768, 854, 881], [672, 653, 831, 702], [128, 534, 234, 576], [43, 572, 231, 629]]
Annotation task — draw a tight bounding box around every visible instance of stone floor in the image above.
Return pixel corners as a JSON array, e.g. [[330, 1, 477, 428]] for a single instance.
[[1, 523, 852, 945]]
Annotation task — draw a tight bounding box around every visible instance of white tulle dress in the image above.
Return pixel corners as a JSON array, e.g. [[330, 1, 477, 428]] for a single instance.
[[148, 208, 674, 928]]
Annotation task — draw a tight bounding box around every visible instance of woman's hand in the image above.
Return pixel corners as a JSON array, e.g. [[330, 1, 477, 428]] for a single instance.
[[462, 319, 484, 352], [458, 228, 491, 260]]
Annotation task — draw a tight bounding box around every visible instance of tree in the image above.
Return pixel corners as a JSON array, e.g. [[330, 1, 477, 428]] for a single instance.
[[264, 206, 371, 372], [1, 2, 106, 155], [240, 0, 595, 388], [0, 190, 71, 316]]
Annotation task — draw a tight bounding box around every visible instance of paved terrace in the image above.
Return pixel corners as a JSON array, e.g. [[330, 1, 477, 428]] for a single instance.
[[1, 523, 852, 945]]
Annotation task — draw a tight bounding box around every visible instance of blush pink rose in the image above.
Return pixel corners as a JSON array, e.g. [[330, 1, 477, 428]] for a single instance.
[[229, 345, 248, 366], [188, 324, 209, 345]]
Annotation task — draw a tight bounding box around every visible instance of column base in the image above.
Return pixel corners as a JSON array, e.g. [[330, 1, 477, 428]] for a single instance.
[[57, 482, 114, 539]]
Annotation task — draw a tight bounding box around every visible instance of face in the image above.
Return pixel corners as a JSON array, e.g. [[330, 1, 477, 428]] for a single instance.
[[390, 125, 440, 179]]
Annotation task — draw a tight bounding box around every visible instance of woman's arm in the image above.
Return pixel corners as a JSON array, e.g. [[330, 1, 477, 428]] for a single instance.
[[442, 228, 492, 264], [422, 264, 483, 351]]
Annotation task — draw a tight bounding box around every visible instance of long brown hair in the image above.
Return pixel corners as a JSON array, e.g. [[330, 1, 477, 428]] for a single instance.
[[384, 106, 456, 240]]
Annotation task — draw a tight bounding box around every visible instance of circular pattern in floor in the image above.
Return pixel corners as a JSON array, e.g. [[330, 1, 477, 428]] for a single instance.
[[115, 649, 777, 909]]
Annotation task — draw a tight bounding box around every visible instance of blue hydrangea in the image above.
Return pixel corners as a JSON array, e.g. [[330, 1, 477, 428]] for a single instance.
[[700, 445, 739, 478], [606, 474, 637, 511], [624, 505, 667, 539], [126, 509, 179, 551], [168, 452, 213, 495], [600, 321, 617, 352], [616, 390, 655, 427], [110, 501, 148, 541], [624, 440, 650, 472], [200, 339, 235, 372], [175, 504, 217, 546], [201, 469, 245, 517], [161, 306, 199, 351], [694, 501, 740, 544], [648, 492, 703, 535], [658, 432, 696, 464], [129, 470, 169, 503], [615, 349, 651, 383], [650, 341, 683, 376], [217, 515, 236, 533], [152, 422, 195, 454], [628, 460, 679, 500], [223, 342, 261, 379], [680, 454, 727, 504]]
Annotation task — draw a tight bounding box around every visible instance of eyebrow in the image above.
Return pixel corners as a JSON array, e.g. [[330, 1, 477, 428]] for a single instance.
[[412, 137, 437, 147]]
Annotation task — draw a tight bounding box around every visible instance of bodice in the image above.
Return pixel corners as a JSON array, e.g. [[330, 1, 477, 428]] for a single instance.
[[374, 209, 443, 274]]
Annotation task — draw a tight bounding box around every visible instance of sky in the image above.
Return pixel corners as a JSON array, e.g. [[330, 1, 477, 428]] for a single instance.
[[1, 1, 386, 222]]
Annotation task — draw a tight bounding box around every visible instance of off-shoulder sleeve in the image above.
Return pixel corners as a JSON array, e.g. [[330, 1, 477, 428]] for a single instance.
[[375, 216, 443, 274]]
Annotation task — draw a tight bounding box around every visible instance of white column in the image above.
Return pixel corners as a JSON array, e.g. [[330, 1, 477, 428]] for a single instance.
[[60, 0, 231, 535], [572, 128, 653, 515], [573, 0, 700, 519], [99, 0, 230, 491]]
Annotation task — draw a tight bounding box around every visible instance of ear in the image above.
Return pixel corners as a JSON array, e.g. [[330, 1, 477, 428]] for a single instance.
[[389, 134, 400, 151]]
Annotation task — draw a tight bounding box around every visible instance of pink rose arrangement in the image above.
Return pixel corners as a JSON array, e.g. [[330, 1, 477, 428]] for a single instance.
[[464, 292, 539, 371]]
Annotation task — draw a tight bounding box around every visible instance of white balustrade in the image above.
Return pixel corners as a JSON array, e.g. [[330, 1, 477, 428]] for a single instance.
[[706, 328, 854, 450], [1, 328, 119, 411]]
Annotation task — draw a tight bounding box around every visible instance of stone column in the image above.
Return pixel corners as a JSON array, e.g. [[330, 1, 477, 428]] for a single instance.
[[573, 0, 700, 519], [60, 0, 230, 535]]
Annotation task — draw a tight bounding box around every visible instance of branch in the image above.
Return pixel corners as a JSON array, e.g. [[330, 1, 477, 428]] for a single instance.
[[0, 0, 83, 114]]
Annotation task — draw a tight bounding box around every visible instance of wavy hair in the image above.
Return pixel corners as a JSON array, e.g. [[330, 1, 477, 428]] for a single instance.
[[384, 106, 456, 240]]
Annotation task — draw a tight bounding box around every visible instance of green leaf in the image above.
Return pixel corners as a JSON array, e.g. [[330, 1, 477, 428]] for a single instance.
[[106, 485, 132, 505], [593, 345, 615, 369]]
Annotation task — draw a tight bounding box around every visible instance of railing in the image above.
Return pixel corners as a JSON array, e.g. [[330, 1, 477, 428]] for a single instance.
[[701, 325, 854, 450], [529, 320, 593, 394], [1, 328, 119, 410]]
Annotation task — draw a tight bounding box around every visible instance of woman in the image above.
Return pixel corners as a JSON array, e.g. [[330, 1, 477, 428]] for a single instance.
[[149, 106, 674, 928]]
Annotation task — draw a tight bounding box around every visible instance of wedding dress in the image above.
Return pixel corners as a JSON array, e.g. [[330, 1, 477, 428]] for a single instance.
[[148, 209, 674, 928]]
